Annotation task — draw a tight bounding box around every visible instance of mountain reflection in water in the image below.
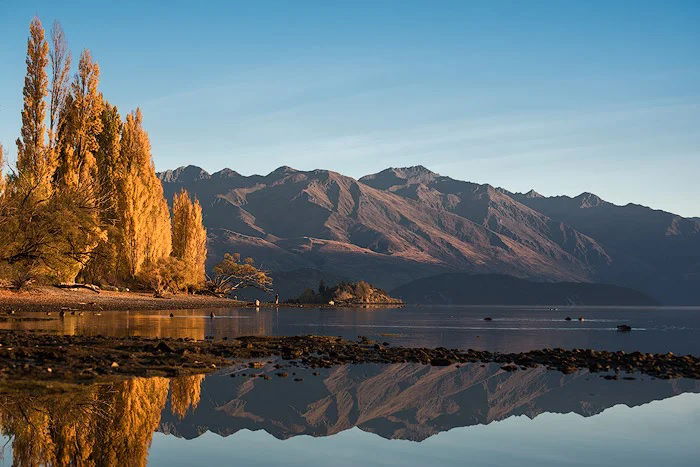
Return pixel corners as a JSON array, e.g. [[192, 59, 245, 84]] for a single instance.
[[0, 363, 698, 466]]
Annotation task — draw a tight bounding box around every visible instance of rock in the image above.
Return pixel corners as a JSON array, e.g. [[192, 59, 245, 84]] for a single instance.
[[155, 341, 175, 353], [110, 361, 119, 368], [483, 317, 492, 321], [430, 358, 453, 366], [565, 317, 572, 321], [617, 325, 632, 332]]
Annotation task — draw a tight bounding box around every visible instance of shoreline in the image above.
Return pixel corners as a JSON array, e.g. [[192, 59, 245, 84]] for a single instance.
[[0, 331, 698, 388], [0, 287, 404, 313]]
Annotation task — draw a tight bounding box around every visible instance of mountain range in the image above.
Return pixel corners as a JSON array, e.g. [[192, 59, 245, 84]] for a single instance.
[[158, 165, 700, 304]]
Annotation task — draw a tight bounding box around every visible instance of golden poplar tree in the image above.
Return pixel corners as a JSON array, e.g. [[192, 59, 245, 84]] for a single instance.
[[0, 143, 5, 196], [82, 102, 123, 283], [48, 50, 107, 282], [48, 21, 71, 154], [15, 17, 52, 195], [117, 109, 172, 279], [171, 189, 207, 289], [56, 49, 103, 188]]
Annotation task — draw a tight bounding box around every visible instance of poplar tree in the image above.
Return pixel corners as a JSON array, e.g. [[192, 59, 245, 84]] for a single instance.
[[48, 21, 71, 152], [171, 189, 207, 289], [81, 102, 123, 284], [117, 109, 171, 279], [0, 143, 5, 196], [56, 50, 103, 189], [15, 17, 51, 195], [49, 50, 107, 282]]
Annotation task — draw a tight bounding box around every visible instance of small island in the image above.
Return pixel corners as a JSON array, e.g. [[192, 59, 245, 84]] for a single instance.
[[287, 281, 404, 306]]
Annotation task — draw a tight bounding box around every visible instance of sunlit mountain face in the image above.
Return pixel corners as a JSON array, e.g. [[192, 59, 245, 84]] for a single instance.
[[159, 166, 700, 305]]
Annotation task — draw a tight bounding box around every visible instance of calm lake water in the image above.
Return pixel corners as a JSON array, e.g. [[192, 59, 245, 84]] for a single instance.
[[3, 304, 700, 354], [1, 305, 699, 465]]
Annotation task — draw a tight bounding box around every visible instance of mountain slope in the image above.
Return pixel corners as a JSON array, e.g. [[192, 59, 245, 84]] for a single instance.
[[160, 166, 601, 290], [360, 166, 611, 271], [391, 273, 658, 305], [159, 165, 700, 304], [505, 190, 700, 304]]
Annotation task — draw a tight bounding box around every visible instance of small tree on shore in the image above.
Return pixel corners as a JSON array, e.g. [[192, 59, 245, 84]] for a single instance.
[[206, 253, 272, 296], [137, 257, 188, 297]]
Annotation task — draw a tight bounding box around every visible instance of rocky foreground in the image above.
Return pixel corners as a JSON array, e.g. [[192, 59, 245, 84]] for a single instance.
[[0, 331, 698, 385]]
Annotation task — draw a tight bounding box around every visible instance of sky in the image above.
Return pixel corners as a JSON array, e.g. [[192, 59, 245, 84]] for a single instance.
[[1, 1, 699, 216]]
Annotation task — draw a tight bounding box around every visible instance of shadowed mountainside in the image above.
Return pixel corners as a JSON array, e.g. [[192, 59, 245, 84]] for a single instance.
[[505, 189, 700, 304], [158, 165, 700, 304], [391, 273, 658, 306]]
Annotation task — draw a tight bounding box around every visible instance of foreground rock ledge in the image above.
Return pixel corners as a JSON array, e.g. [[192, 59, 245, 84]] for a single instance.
[[0, 331, 698, 383]]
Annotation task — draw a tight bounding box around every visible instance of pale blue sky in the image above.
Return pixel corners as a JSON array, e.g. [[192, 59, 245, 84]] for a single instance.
[[0, 1, 698, 216]]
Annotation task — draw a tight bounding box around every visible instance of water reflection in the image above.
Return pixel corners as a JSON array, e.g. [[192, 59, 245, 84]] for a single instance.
[[0, 309, 274, 341], [1, 364, 698, 465], [0, 375, 201, 466], [2, 305, 700, 353]]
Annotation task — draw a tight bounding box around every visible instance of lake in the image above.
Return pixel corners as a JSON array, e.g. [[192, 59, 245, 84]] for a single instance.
[[1, 305, 699, 466], [3, 304, 700, 354]]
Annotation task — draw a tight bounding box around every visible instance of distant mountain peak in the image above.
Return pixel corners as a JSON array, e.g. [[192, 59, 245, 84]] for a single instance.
[[157, 165, 210, 183], [389, 165, 439, 178], [359, 165, 439, 190], [524, 189, 543, 198], [575, 192, 604, 208], [212, 168, 241, 178], [268, 166, 299, 177]]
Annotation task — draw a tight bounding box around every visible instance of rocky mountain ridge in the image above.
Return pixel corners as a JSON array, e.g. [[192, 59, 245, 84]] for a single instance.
[[159, 165, 700, 304]]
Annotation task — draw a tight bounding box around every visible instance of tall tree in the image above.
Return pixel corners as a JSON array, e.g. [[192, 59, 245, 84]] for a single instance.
[[56, 49, 103, 189], [15, 17, 51, 194], [0, 143, 5, 196], [171, 189, 207, 289], [48, 21, 71, 152], [81, 102, 122, 284], [116, 109, 171, 279], [95, 102, 122, 219]]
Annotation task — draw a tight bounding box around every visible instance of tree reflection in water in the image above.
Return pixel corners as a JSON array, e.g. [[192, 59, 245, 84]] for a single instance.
[[1, 363, 699, 466], [0, 374, 203, 466]]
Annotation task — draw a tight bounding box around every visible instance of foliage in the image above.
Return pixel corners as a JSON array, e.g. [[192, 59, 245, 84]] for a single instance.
[[171, 189, 207, 290], [205, 253, 272, 296], [0, 374, 204, 466], [0, 177, 106, 287], [137, 256, 188, 296], [0, 19, 205, 294], [55, 50, 103, 189], [15, 17, 51, 196], [115, 109, 172, 280], [288, 280, 399, 304]]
